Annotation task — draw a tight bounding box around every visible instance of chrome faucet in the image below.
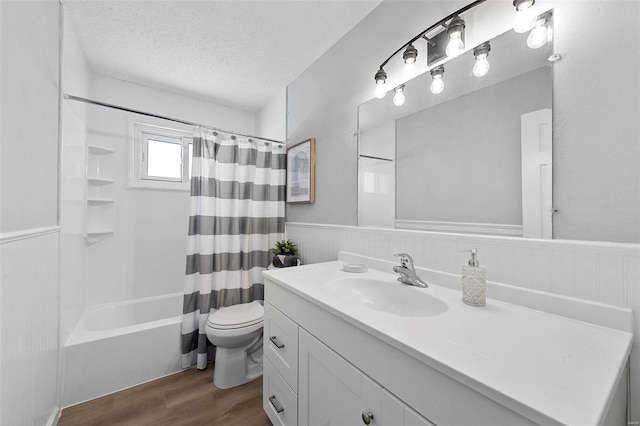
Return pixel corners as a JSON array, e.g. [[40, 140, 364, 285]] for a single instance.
[[393, 253, 428, 288]]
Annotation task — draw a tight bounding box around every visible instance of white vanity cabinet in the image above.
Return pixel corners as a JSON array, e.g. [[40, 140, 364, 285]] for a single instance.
[[263, 258, 632, 426], [263, 279, 538, 426], [263, 299, 433, 426], [298, 327, 433, 426]]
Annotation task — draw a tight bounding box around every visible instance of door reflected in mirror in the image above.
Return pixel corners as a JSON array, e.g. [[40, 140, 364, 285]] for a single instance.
[[358, 14, 554, 238]]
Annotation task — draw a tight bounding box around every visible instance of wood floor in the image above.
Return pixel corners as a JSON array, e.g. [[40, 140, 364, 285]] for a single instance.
[[58, 367, 271, 426]]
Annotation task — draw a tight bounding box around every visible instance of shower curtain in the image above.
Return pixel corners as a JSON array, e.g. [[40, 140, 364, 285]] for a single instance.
[[181, 127, 285, 369]]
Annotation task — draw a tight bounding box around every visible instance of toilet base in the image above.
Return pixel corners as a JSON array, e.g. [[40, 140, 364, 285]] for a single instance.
[[213, 336, 263, 389]]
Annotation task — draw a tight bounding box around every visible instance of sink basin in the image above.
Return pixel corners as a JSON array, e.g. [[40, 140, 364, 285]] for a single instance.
[[325, 277, 448, 318]]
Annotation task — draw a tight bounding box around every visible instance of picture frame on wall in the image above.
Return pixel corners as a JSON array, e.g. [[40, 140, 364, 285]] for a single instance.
[[286, 138, 315, 204]]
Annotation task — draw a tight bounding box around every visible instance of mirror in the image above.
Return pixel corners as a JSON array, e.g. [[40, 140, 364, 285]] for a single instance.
[[358, 14, 554, 238]]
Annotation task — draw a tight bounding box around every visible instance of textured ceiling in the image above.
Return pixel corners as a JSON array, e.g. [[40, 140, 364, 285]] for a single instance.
[[63, 0, 382, 112]]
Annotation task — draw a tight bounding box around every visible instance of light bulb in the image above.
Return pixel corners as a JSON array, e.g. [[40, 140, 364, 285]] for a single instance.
[[514, 9, 536, 33], [402, 61, 417, 80], [527, 20, 548, 49], [473, 54, 490, 77], [446, 15, 465, 58], [374, 84, 387, 99], [393, 86, 405, 106], [446, 37, 464, 58], [430, 75, 444, 94]]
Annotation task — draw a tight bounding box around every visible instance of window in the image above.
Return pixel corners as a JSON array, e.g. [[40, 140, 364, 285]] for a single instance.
[[130, 122, 193, 190]]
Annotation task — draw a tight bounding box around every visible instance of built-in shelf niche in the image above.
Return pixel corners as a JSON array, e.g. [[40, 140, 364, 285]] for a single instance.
[[87, 177, 114, 185], [88, 145, 115, 155], [87, 198, 114, 206], [85, 144, 115, 244]]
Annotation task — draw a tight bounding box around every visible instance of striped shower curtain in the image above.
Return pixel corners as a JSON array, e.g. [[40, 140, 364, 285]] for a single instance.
[[181, 127, 285, 369]]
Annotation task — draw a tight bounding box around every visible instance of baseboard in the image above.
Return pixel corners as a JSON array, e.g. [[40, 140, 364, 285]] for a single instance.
[[62, 368, 190, 409], [46, 406, 62, 426]]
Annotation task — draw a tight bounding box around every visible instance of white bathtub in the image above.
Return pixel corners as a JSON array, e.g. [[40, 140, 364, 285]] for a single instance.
[[63, 292, 185, 407]]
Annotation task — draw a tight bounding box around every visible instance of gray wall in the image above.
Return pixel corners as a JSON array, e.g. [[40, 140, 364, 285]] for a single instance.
[[396, 67, 551, 225], [287, 1, 640, 243], [288, 1, 462, 226]]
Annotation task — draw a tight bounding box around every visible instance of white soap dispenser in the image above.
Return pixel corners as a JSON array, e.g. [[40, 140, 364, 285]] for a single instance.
[[461, 248, 486, 307]]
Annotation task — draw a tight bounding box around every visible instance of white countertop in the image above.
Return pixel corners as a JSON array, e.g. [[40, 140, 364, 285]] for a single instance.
[[263, 259, 633, 425]]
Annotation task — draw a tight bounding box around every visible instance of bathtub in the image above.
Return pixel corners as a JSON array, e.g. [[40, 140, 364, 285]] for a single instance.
[[63, 292, 185, 407]]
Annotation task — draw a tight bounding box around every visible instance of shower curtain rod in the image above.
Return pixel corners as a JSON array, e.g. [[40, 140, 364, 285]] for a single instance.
[[63, 93, 285, 146]]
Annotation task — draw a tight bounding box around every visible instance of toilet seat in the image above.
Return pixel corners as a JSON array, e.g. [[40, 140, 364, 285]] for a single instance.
[[207, 301, 264, 330]]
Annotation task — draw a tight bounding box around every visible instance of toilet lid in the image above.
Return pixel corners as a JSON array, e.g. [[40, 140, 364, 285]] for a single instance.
[[207, 301, 264, 329]]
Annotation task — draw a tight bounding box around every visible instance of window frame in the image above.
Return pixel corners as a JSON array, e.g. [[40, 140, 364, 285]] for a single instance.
[[129, 122, 193, 191]]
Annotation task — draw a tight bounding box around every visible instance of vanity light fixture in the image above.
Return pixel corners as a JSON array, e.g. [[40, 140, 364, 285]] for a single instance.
[[446, 15, 466, 58], [430, 66, 445, 94], [513, 0, 536, 33], [527, 16, 549, 49], [374, 67, 388, 99], [472, 42, 491, 77], [372, 0, 485, 103], [393, 85, 406, 106]]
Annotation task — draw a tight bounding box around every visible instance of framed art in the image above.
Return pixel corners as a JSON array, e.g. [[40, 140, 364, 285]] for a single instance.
[[286, 138, 315, 204]]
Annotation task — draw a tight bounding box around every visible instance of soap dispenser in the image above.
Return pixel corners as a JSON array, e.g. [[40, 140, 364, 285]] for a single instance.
[[461, 248, 486, 307]]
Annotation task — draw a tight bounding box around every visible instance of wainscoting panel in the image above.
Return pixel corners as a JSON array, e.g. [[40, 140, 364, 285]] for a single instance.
[[0, 228, 61, 426]]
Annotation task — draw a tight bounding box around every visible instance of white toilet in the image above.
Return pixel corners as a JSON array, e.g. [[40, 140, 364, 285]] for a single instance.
[[205, 300, 264, 389]]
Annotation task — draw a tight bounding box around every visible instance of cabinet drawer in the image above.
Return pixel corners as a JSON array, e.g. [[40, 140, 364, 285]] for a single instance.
[[264, 357, 297, 426], [264, 301, 299, 391]]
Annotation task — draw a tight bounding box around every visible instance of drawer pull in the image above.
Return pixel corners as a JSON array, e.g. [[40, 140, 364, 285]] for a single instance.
[[269, 395, 284, 413], [361, 411, 374, 425], [269, 335, 285, 349]]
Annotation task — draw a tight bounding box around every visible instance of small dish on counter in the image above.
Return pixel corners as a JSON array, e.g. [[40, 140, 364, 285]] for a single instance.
[[342, 263, 368, 273]]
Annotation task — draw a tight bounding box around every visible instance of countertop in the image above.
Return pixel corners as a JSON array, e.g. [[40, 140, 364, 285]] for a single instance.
[[263, 259, 633, 425]]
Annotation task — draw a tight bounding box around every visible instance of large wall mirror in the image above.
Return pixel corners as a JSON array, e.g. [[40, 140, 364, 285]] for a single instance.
[[358, 11, 554, 238]]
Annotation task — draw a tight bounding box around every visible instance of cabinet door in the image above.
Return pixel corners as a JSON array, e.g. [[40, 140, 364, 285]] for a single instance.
[[299, 329, 435, 426], [298, 329, 364, 426]]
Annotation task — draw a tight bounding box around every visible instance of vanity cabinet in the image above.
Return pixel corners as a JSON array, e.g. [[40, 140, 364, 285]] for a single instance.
[[263, 300, 432, 426], [263, 259, 632, 425], [263, 274, 545, 426]]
